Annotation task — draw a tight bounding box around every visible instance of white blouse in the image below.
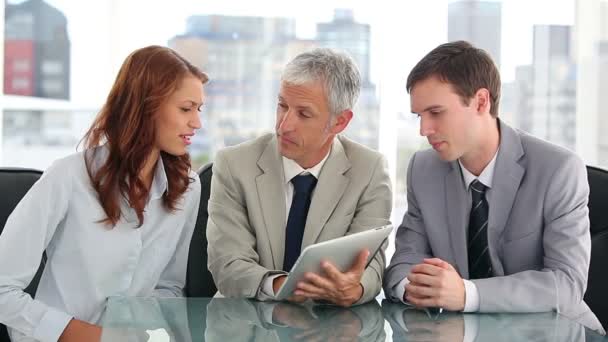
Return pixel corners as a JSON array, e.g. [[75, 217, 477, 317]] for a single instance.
[[0, 146, 201, 342]]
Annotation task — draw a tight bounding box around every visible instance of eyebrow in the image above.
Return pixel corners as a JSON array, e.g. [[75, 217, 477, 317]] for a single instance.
[[182, 100, 202, 107], [277, 96, 315, 112], [412, 105, 442, 114]]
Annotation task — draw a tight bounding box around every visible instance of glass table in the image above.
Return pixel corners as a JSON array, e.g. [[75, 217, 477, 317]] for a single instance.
[[100, 297, 607, 341]]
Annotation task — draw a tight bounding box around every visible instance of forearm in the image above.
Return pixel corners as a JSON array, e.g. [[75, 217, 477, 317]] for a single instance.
[[473, 270, 558, 312], [0, 286, 73, 342], [356, 244, 385, 304]]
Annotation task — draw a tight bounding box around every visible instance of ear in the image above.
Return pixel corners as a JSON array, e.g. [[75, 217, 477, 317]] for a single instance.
[[475, 88, 492, 115], [329, 110, 353, 134]]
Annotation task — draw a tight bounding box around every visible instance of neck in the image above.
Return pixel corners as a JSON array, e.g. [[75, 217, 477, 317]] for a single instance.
[[297, 138, 333, 169], [460, 118, 500, 176]]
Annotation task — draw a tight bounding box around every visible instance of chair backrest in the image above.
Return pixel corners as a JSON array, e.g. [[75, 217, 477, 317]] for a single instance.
[[0, 168, 45, 342], [185, 162, 217, 297], [584, 165, 608, 331]]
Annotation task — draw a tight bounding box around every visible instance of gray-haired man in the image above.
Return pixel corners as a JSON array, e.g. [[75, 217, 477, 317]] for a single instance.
[[207, 48, 392, 306]]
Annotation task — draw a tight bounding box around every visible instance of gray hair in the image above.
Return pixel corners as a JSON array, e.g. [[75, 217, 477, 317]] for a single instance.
[[281, 48, 361, 116]]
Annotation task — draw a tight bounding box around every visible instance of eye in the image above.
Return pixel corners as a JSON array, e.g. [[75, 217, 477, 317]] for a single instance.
[[299, 111, 312, 118], [180, 107, 191, 113]]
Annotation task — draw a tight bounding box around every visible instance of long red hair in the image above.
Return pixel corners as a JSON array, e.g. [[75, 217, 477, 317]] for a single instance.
[[82, 45, 208, 227]]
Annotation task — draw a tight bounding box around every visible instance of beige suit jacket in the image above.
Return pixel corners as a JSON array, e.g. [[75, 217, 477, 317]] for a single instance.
[[207, 133, 392, 304]]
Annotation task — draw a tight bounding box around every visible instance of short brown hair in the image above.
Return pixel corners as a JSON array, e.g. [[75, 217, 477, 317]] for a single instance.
[[406, 40, 501, 117]]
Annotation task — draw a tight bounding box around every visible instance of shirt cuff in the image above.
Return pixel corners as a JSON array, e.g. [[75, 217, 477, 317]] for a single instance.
[[392, 277, 414, 307], [462, 279, 480, 312], [259, 274, 284, 300], [32, 307, 73, 342]]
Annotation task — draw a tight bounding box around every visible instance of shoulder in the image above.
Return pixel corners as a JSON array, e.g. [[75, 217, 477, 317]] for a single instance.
[[517, 129, 584, 172], [43, 150, 88, 181], [215, 133, 273, 166], [338, 135, 384, 166], [408, 148, 450, 176]]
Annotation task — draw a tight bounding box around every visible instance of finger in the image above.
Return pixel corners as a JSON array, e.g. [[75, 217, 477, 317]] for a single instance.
[[303, 272, 336, 291], [294, 289, 323, 300], [287, 294, 307, 303], [320, 260, 344, 281], [349, 249, 370, 273], [296, 280, 328, 297], [406, 283, 437, 298], [407, 273, 440, 287], [410, 263, 443, 276], [423, 258, 452, 270], [406, 294, 439, 308]]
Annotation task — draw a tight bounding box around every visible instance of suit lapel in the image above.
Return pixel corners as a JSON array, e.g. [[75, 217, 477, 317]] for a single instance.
[[256, 137, 287, 269], [488, 121, 525, 275], [445, 162, 470, 276], [302, 137, 351, 246]]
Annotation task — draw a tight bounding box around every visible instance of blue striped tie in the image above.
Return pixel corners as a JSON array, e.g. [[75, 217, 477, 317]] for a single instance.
[[467, 179, 493, 279]]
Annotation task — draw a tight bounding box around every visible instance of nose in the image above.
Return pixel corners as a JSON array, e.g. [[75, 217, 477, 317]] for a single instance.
[[190, 112, 202, 130], [277, 109, 295, 133], [419, 115, 435, 137]]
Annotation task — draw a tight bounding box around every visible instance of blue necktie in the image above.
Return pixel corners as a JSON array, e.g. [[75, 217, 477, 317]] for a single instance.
[[283, 174, 318, 272]]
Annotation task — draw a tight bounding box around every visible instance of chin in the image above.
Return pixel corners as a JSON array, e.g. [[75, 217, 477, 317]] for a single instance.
[[437, 151, 457, 162], [277, 146, 291, 158], [162, 147, 188, 157]]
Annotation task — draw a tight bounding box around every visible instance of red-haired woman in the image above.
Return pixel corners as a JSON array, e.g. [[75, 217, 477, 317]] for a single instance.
[[0, 45, 207, 342]]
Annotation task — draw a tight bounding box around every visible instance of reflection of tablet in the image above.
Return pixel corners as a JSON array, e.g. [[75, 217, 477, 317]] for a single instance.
[[275, 224, 393, 300]]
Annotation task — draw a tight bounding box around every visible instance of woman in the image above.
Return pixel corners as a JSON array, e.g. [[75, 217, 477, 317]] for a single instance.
[[0, 45, 208, 342]]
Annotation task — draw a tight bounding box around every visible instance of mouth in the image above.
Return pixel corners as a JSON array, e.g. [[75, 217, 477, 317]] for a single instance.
[[429, 141, 444, 150], [179, 133, 194, 145], [279, 134, 296, 146]]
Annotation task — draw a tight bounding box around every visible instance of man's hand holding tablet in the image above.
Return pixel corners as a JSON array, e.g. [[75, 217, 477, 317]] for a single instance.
[[274, 225, 392, 306]]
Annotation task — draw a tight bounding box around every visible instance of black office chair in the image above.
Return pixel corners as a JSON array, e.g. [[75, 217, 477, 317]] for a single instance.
[[0, 168, 45, 342], [185, 162, 217, 297], [584, 165, 608, 331]]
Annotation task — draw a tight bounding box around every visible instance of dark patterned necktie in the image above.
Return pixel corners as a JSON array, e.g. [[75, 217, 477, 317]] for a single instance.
[[467, 179, 493, 279], [283, 174, 317, 272]]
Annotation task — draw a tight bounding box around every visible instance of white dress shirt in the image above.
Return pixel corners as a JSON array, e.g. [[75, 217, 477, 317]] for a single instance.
[[259, 150, 331, 299], [393, 149, 499, 313], [0, 146, 201, 342]]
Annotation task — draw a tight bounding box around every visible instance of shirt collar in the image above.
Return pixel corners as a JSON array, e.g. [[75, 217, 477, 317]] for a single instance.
[[458, 149, 499, 190], [149, 156, 169, 200], [282, 148, 331, 184]]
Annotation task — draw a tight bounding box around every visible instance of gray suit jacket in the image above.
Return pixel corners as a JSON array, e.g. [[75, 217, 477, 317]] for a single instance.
[[207, 133, 392, 304], [384, 120, 602, 331]]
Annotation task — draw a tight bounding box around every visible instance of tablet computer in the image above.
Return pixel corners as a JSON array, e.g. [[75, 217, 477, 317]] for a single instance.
[[275, 224, 393, 300]]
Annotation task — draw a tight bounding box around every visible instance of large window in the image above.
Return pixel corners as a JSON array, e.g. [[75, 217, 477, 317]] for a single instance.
[[2, 0, 605, 224]]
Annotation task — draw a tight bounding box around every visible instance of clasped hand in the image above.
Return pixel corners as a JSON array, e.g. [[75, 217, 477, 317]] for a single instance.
[[404, 258, 466, 311]]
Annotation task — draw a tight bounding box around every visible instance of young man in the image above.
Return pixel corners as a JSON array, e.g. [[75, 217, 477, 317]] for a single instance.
[[207, 48, 392, 306], [384, 41, 602, 332]]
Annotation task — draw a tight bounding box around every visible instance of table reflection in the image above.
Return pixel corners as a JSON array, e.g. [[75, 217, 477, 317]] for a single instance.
[[381, 300, 597, 342], [98, 297, 607, 342], [204, 299, 385, 342]]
